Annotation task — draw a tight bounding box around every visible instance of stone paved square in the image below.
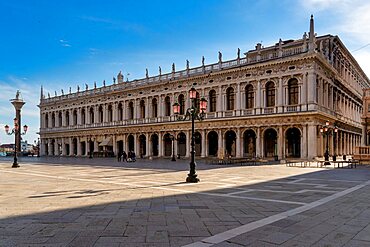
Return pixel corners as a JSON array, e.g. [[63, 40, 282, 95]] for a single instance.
[[1, 157, 370, 246]]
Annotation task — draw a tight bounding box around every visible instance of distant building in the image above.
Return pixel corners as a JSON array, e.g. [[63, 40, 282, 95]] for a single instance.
[[39, 16, 370, 160]]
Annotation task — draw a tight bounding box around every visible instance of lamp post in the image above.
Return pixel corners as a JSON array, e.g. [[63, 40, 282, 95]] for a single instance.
[[5, 118, 28, 167], [173, 87, 207, 183], [34, 138, 40, 157], [320, 120, 338, 166], [170, 134, 176, 161]]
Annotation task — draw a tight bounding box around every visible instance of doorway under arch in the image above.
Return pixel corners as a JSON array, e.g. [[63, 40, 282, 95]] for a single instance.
[[207, 131, 218, 156], [127, 135, 135, 152], [225, 130, 236, 157], [139, 135, 146, 157], [243, 129, 256, 158], [177, 132, 186, 157], [151, 134, 159, 156], [163, 133, 172, 156], [264, 128, 277, 158], [285, 127, 301, 158]]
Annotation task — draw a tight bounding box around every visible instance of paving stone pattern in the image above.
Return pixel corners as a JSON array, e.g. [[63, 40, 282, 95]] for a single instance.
[[1, 157, 370, 246]]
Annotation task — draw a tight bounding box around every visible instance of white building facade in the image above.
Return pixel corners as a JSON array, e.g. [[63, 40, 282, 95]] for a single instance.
[[39, 17, 370, 160]]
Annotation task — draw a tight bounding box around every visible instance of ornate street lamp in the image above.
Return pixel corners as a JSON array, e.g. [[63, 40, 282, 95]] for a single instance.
[[169, 134, 176, 161], [173, 87, 207, 183], [5, 118, 28, 168], [320, 120, 338, 166]]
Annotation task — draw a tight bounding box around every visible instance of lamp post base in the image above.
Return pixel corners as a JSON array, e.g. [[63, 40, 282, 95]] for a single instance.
[[186, 174, 199, 183], [12, 163, 20, 168], [171, 156, 176, 161]]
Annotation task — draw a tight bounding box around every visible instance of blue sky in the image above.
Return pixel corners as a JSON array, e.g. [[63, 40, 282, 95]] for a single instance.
[[1, 0, 370, 144]]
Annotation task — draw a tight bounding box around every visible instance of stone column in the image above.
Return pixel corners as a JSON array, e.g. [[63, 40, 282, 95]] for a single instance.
[[217, 86, 222, 117], [158, 132, 163, 157], [256, 127, 261, 158], [112, 135, 117, 156], [307, 124, 317, 159], [94, 139, 99, 153], [77, 137, 81, 156], [69, 137, 73, 156], [236, 83, 241, 116], [185, 130, 190, 158], [54, 140, 59, 156], [302, 125, 307, 158], [218, 129, 223, 157], [301, 73, 307, 111], [278, 126, 283, 159], [112, 102, 117, 122], [146, 133, 150, 157], [85, 138, 89, 157], [61, 138, 66, 156], [201, 129, 206, 158], [256, 80, 261, 114], [307, 71, 316, 110], [278, 77, 283, 113]]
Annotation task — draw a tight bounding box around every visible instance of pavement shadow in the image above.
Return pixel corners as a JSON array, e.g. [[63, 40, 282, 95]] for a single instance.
[[1, 163, 370, 246]]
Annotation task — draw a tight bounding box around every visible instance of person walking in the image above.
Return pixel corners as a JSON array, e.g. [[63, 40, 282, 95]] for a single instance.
[[122, 151, 127, 162]]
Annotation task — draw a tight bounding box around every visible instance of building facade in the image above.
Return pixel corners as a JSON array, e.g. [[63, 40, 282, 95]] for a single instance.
[[39, 16, 370, 160]]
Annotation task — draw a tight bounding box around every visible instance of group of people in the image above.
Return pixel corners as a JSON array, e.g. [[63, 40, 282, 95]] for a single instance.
[[117, 151, 136, 162]]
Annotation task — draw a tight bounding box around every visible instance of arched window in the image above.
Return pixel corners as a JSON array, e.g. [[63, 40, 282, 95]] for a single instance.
[[266, 81, 275, 107], [128, 102, 134, 120], [65, 111, 69, 126], [140, 100, 145, 118], [73, 110, 78, 125], [81, 109, 85, 125], [45, 114, 49, 128], [107, 105, 113, 122], [165, 96, 171, 116], [288, 78, 299, 105], [152, 98, 158, 117], [51, 113, 55, 127], [245, 85, 254, 109], [89, 107, 94, 124], [209, 90, 216, 112], [98, 106, 103, 122], [118, 103, 123, 121], [178, 94, 185, 115], [58, 112, 62, 127], [226, 87, 234, 110]]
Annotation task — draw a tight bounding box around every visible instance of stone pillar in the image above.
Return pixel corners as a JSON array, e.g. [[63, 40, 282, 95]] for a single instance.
[[185, 130, 190, 158], [69, 137, 73, 156], [112, 135, 117, 156], [362, 124, 366, 146], [256, 127, 261, 158], [201, 129, 206, 158], [218, 129, 223, 157], [236, 83, 241, 116], [256, 80, 261, 114], [278, 126, 283, 159], [85, 138, 89, 157], [307, 71, 317, 110], [158, 132, 163, 157], [94, 139, 99, 153], [54, 140, 59, 156], [307, 124, 317, 159], [77, 137, 81, 156], [301, 73, 307, 111], [302, 125, 307, 158], [278, 77, 283, 113], [236, 128, 241, 158], [146, 133, 150, 157], [112, 103, 117, 122], [61, 138, 66, 156], [217, 86, 222, 117]]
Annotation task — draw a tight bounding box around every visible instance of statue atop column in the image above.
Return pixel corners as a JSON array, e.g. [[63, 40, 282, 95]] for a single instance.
[[117, 71, 124, 83], [202, 56, 205, 67], [186, 59, 190, 70], [146, 68, 149, 79], [94, 81, 97, 89], [159, 66, 162, 76], [237, 48, 240, 59], [218, 51, 222, 63], [172, 63, 175, 73], [85, 83, 88, 90], [103, 80, 106, 87], [113, 76, 116, 84]]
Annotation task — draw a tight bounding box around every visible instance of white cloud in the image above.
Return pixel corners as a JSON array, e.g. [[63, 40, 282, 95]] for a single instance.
[[59, 39, 71, 47], [299, 0, 370, 77]]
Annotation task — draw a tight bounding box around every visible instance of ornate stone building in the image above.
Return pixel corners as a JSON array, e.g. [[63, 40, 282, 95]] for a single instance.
[[39, 16, 370, 160]]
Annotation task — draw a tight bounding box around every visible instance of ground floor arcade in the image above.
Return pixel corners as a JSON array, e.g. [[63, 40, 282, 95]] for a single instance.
[[41, 124, 361, 160]]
